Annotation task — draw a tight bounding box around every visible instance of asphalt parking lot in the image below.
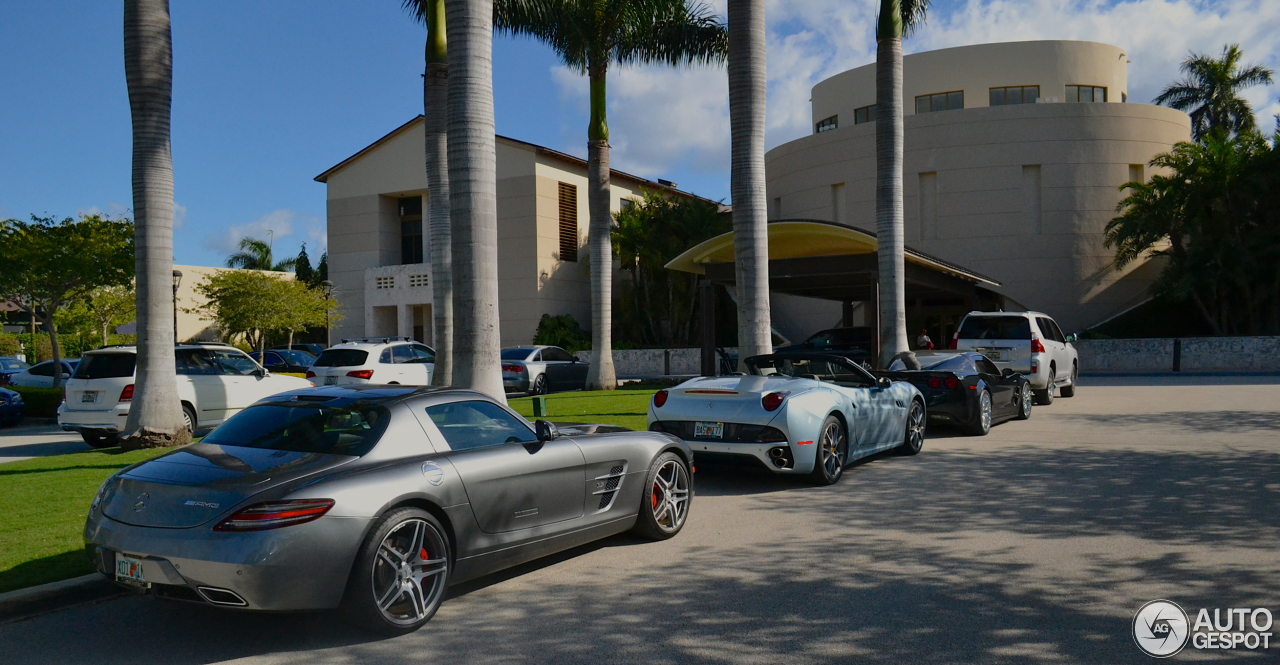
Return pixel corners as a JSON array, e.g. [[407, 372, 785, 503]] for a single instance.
[[2, 374, 1278, 664]]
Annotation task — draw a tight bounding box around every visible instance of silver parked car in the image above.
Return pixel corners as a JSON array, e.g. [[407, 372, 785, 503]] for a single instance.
[[501, 346, 589, 395], [84, 385, 692, 634]]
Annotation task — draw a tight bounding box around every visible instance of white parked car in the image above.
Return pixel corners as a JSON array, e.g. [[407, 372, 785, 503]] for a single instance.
[[306, 338, 435, 386], [501, 345, 589, 395], [950, 311, 1078, 404], [58, 343, 313, 448], [8, 359, 79, 387]]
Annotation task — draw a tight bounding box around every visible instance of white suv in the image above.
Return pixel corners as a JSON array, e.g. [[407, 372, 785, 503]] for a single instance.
[[58, 343, 313, 448], [951, 311, 1078, 404], [306, 338, 436, 386]]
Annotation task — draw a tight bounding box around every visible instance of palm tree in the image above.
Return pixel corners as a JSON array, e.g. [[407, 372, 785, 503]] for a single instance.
[[495, 0, 727, 390], [444, 0, 504, 399], [727, 0, 769, 369], [1154, 44, 1274, 142], [225, 236, 297, 271], [121, 0, 187, 449], [404, 0, 453, 386], [874, 0, 928, 367]]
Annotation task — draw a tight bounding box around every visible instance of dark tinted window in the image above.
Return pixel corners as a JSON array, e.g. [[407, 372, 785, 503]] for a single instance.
[[379, 348, 393, 364], [277, 350, 315, 366], [391, 345, 413, 364], [975, 357, 1001, 375], [958, 316, 1031, 340], [409, 345, 435, 363], [501, 348, 535, 361], [425, 400, 535, 451], [177, 350, 218, 376], [1046, 318, 1067, 343], [28, 361, 55, 377], [74, 353, 136, 379], [313, 349, 369, 367], [541, 347, 574, 362], [201, 403, 390, 456]]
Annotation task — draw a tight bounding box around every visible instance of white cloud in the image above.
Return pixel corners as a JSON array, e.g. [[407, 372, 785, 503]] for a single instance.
[[173, 202, 187, 229], [202, 208, 315, 255]]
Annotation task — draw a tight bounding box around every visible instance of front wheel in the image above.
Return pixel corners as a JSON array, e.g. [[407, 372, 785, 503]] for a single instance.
[[531, 374, 548, 396], [808, 415, 848, 485], [81, 431, 118, 449], [966, 390, 993, 436], [182, 404, 197, 435], [1015, 382, 1033, 420], [632, 452, 691, 540], [1059, 365, 1077, 398], [899, 400, 925, 455], [344, 508, 451, 635]]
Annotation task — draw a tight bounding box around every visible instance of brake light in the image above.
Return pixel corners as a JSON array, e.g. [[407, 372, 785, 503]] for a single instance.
[[119, 384, 134, 402], [948, 332, 959, 350], [1031, 335, 1046, 353], [502, 364, 522, 373], [927, 376, 942, 390], [943, 377, 960, 390], [346, 369, 374, 380], [653, 390, 668, 408], [305, 370, 316, 379], [213, 499, 335, 532], [762, 391, 789, 411]]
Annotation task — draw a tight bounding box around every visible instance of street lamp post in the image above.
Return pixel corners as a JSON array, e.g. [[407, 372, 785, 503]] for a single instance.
[[321, 280, 334, 348], [172, 269, 183, 344]]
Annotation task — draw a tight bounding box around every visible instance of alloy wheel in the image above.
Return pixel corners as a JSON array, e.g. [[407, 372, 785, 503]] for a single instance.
[[980, 391, 992, 432], [1021, 384, 1032, 417], [650, 459, 690, 532], [819, 420, 846, 479], [371, 518, 449, 626], [906, 402, 925, 451]]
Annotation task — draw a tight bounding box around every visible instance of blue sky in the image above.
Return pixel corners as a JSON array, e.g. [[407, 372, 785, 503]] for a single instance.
[[1, 1, 1277, 268]]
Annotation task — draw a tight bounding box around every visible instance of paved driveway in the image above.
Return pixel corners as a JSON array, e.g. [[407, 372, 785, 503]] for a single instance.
[[0, 422, 87, 463], [3, 375, 1278, 664]]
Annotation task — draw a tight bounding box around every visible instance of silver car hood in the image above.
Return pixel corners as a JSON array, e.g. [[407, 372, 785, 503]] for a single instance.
[[101, 443, 356, 529]]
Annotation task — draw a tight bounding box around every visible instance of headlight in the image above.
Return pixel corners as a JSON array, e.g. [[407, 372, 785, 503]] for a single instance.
[[0, 395, 8, 405]]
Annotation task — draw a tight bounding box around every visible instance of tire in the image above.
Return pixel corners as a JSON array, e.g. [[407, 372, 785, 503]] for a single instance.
[[632, 452, 691, 540], [343, 508, 451, 636], [182, 404, 198, 435], [531, 374, 548, 396], [899, 399, 925, 455], [80, 431, 118, 449], [808, 415, 848, 486], [1059, 365, 1077, 398], [1035, 368, 1056, 405], [1015, 382, 1033, 420], [966, 390, 993, 436]]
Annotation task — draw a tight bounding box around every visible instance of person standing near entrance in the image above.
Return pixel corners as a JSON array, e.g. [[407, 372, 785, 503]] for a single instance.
[[916, 329, 934, 350]]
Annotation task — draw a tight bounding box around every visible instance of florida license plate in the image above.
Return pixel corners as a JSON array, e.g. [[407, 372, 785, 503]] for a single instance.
[[115, 555, 145, 583], [694, 421, 724, 439], [323, 376, 337, 385], [987, 351, 1003, 360], [81, 391, 99, 403]]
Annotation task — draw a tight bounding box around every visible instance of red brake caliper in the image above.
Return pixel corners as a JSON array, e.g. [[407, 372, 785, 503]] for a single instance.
[[652, 483, 660, 509], [420, 548, 429, 570]]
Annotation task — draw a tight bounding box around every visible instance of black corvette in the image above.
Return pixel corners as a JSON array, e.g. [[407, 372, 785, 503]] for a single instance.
[[875, 351, 1032, 435]]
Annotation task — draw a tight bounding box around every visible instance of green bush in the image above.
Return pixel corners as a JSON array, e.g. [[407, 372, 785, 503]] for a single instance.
[[8, 386, 63, 418], [533, 313, 591, 353], [0, 334, 20, 358]]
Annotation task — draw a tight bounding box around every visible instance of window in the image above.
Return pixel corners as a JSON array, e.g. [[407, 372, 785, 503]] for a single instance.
[[409, 344, 436, 363], [915, 91, 964, 114], [375, 276, 395, 289], [408, 274, 428, 288], [1128, 164, 1145, 184], [815, 115, 838, 133], [313, 349, 369, 367], [399, 196, 423, 265], [1037, 318, 1067, 343], [28, 361, 55, 377], [379, 348, 394, 364], [541, 347, 574, 362], [558, 182, 578, 262], [177, 350, 218, 376], [1066, 85, 1106, 103], [958, 316, 1032, 340], [391, 345, 414, 364], [975, 357, 1001, 376], [201, 403, 390, 456], [425, 400, 535, 451], [853, 105, 876, 125], [501, 348, 536, 361], [74, 354, 136, 379], [214, 350, 259, 376], [990, 85, 1039, 106]]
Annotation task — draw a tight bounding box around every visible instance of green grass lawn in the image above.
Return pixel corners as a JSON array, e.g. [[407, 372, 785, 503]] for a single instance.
[[0, 447, 168, 594], [508, 387, 657, 431]]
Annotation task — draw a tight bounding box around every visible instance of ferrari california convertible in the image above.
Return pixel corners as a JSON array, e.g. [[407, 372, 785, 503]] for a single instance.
[[84, 385, 692, 634], [648, 353, 925, 485]]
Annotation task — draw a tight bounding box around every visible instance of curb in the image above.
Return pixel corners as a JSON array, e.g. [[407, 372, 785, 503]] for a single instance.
[[0, 574, 128, 623]]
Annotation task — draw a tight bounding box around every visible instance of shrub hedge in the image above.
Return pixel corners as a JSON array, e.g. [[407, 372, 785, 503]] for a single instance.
[[6, 386, 63, 418]]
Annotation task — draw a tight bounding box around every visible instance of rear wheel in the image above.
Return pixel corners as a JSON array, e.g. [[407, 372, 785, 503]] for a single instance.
[[632, 452, 691, 540], [80, 431, 117, 449], [531, 374, 548, 395], [1035, 368, 1056, 405], [899, 399, 925, 455], [1015, 382, 1033, 420], [1060, 365, 1077, 398], [966, 390, 993, 436], [182, 404, 197, 435], [344, 508, 450, 635], [808, 415, 847, 485]]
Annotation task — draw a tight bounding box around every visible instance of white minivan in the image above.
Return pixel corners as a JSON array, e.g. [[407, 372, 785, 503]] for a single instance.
[[58, 343, 313, 447], [951, 311, 1078, 404]]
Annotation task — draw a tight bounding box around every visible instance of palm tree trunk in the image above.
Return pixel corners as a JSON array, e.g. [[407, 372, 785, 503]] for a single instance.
[[121, 0, 187, 449], [424, 0, 453, 386], [875, 35, 909, 367], [585, 68, 617, 391], [444, 0, 503, 400], [727, 0, 772, 369]]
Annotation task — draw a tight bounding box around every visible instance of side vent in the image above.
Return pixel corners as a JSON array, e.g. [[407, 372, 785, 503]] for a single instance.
[[594, 464, 626, 511]]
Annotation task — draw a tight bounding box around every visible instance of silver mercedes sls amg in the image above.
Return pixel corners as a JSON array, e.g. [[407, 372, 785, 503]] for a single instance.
[[84, 385, 693, 634]]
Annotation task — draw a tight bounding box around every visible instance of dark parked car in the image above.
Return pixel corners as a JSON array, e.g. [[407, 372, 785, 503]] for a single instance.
[[876, 350, 1032, 435], [777, 327, 874, 362], [501, 346, 590, 395], [269, 343, 326, 358], [249, 349, 316, 374], [1, 357, 31, 385], [0, 386, 23, 426]]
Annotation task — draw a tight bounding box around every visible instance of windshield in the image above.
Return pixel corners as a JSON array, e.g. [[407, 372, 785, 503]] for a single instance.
[[74, 353, 137, 379], [959, 316, 1031, 340], [313, 349, 369, 367], [748, 355, 874, 387], [889, 354, 976, 372], [501, 348, 534, 361], [200, 403, 390, 456]]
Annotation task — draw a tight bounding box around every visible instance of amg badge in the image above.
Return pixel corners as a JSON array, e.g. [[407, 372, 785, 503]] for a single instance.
[[184, 500, 221, 509]]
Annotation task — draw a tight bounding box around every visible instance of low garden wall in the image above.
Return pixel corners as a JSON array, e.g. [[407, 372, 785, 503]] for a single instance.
[[573, 348, 738, 379], [1075, 336, 1280, 373]]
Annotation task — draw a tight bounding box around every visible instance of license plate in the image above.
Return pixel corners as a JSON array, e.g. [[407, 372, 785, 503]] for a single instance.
[[694, 421, 724, 439], [81, 391, 99, 403], [323, 376, 337, 385], [987, 351, 1003, 361], [115, 555, 145, 583]]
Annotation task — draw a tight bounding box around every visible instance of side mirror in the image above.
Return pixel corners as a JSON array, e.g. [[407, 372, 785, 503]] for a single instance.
[[1001, 368, 1017, 378], [257, 367, 269, 378], [535, 419, 559, 442], [1066, 333, 1078, 343], [877, 376, 892, 389]]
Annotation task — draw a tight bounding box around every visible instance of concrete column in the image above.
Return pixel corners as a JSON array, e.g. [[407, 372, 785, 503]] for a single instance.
[[364, 304, 375, 337], [397, 303, 413, 340]]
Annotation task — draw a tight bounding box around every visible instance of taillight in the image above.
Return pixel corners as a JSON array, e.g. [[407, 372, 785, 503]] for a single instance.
[[213, 499, 335, 532], [305, 370, 316, 379], [502, 364, 522, 373], [762, 391, 789, 411], [653, 390, 668, 408], [927, 376, 942, 390], [1031, 335, 1046, 353], [346, 369, 374, 380], [948, 332, 959, 350], [119, 384, 134, 402], [943, 377, 960, 389]]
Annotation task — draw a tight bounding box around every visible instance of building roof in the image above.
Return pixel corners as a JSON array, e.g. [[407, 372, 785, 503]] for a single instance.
[[313, 116, 718, 205]]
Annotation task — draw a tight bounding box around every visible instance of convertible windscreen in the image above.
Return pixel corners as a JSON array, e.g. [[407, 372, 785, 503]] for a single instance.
[[201, 403, 390, 456], [749, 356, 874, 387]]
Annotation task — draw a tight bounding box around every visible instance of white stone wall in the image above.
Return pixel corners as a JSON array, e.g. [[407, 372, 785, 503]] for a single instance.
[[1075, 337, 1280, 373]]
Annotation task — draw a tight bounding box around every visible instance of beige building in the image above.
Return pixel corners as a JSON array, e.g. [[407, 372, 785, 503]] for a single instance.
[[115, 265, 292, 343], [315, 117, 684, 347], [766, 40, 1191, 334]]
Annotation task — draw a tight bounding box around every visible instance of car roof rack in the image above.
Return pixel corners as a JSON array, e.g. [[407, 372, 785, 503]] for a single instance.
[[340, 337, 414, 345]]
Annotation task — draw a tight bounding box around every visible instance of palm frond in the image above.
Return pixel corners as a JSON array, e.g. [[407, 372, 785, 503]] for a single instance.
[[494, 0, 594, 72], [614, 0, 726, 68], [900, 0, 930, 38], [401, 0, 428, 25]]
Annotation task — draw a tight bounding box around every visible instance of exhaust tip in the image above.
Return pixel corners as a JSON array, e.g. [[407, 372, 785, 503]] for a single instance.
[[197, 586, 248, 607]]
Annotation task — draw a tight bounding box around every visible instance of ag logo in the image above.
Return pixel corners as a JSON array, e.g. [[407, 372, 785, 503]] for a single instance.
[[1133, 600, 1190, 658]]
